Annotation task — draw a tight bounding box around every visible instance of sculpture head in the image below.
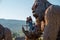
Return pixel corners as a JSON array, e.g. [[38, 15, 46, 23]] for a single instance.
[[32, 0, 47, 20]]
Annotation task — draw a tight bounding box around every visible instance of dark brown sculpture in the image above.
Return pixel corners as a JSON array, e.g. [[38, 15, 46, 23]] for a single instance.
[[0, 24, 12, 40], [32, 0, 52, 30], [32, 0, 60, 40]]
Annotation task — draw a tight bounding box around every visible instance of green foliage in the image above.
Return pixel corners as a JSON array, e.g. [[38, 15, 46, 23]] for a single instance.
[[12, 32, 20, 38]]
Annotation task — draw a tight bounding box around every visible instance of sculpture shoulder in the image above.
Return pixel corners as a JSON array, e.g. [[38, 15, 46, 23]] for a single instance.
[[45, 5, 53, 14], [46, 5, 54, 12], [45, 5, 60, 14]]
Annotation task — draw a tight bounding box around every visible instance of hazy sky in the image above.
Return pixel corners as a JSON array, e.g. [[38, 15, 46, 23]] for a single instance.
[[0, 0, 60, 21]]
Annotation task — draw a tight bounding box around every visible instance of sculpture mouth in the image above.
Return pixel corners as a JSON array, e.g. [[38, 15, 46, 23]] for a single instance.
[[33, 13, 39, 19]]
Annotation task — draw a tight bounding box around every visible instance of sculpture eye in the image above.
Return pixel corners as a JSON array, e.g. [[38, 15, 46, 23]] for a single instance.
[[35, 3, 38, 9]]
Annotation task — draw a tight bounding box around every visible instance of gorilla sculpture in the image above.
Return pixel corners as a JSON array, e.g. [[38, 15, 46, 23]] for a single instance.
[[32, 0, 60, 40], [32, 0, 51, 29], [0, 24, 12, 40]]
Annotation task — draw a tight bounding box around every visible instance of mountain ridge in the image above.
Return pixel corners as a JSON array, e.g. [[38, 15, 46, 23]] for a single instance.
[[0, 19, 26, 36]]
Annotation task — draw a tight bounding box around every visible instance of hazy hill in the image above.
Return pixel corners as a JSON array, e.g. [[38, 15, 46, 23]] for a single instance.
[[0, 19, 26, 37]]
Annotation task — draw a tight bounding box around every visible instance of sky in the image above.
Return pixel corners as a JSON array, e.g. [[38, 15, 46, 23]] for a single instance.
[[0, 0, 60, 21]]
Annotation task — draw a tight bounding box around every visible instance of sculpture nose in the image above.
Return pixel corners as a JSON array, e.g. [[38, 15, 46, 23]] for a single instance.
[[32, 6, 34, 10]]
